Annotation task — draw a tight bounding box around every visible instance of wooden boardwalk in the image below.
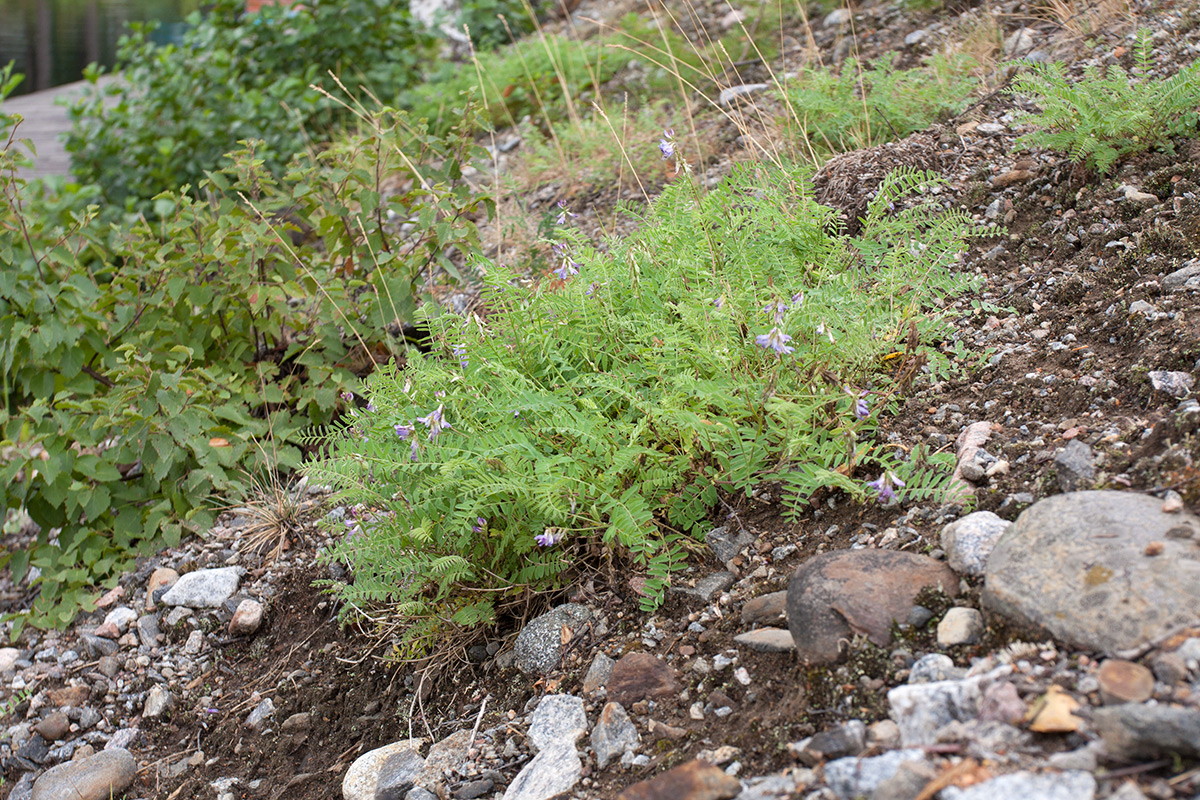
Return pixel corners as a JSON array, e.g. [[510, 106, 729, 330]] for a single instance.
[[3, 75, 119, 181]]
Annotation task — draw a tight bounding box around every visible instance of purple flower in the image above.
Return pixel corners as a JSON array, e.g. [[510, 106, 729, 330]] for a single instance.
[[713, 296, 724, 308], [585, 282, 601, 296], [866, 472, 906, 504], [763, 299, 789, 323], [855, 396, 869, 419], [453, 346, 469, 370], [472, 517, 487, 533], [755, 327, 795, 355], [416, 404, 449, 439], [410, 439, 419, 461], [513, 409, 521, 418], [551, 243, 580, 280], [394, 423, 414, 440], [340, 391, 354, 402], [365, 401, 375, 413], [847, 388, 869, 420], [555, 200, 578, 226], [535, 528, 563, 547], [791, 292, 804, 306], [658, 128, 676, 160]]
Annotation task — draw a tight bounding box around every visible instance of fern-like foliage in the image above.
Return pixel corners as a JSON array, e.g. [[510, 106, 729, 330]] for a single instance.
[[1007, 37, 1200, 174], [308, 160, 984, 653]]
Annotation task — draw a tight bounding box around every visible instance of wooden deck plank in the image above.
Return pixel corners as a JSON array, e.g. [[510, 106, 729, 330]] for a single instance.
[[3, 75, 119, 180]]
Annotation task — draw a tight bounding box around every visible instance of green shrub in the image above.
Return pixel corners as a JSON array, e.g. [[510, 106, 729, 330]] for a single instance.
[[1007, 39, 1200, 174], [781, 53, 977, 156], [65, 0, 436, 207], [310, 156, 981, 657], [0, 94, 491, 636]]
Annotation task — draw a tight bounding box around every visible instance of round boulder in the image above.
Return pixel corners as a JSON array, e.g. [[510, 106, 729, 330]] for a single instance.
[[787, 549, 959, 664], [982, 491, 1200, 656]]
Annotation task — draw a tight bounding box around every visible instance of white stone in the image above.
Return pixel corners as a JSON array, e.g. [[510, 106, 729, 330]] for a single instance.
[[228, 599, 264, 636], [528, 694, 586, 751], [0, 648, 20, 673], [143, 685, 175, 718], [937, 608, 985, 647], [940, 769, 1095, 800], [887, 666, 1013, 746], [102, 607, 137, 634], [941, 512, 1010, 576], [823, 8, 851, 27], [342, 740, 423, 800], [160, 568, 241, 608]]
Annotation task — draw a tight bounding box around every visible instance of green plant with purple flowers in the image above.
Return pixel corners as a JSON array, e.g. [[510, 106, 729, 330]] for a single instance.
[[310, 158, 980, 656]]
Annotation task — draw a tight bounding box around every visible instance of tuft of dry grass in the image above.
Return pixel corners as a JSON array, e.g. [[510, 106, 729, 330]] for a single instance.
[[236, 474, 321, 561]]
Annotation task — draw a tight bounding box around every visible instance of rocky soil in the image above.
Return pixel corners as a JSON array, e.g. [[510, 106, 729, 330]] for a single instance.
[[4, 0, 1200, 799]]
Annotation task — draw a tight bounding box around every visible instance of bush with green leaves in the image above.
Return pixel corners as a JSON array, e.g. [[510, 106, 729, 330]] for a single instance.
[[781, 53, 977, 156], [1007, 39, 1200, 174], [1, 89, 491, 635], [65, 0, 436, 207], [310, 156, 981, 657]]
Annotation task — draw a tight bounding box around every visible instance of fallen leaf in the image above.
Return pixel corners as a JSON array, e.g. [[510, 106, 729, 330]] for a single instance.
[[1025, 685, 1082, 733]]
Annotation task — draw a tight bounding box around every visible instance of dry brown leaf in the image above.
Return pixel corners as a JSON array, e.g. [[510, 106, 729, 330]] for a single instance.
[[1025, 685, 1082, 733]]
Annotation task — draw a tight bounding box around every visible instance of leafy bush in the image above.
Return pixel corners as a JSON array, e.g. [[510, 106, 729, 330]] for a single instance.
[[781, 54, 977, 155], [0, 94, 491, 636], [1007, 40, 1200, 174], [311, 156, 980, 656], [65, 0, 436, 207]]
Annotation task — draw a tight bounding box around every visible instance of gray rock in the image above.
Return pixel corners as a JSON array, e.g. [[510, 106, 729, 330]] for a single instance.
[[160, 567, 241, 608], [102, 606, 137, 633], [1149, 370, 1195, 398], [675, 572, 734, 602], [937, 608, 984, 647], [983, 491, 1200, 655], [244, 698, 275, 734], [718, 83, 771, 106], [528, 694, 586, 751], [342, 740, 423, 800], [1002, 27, 1036, 56], [941, 512, 1010, 576], [136, 614, 161, 648], [375, 749, 426, 800], [871, 759, 938, 800], [30, 747, 135, 800], [1053, 440, 1095, 493], [590, 702, 639, 770], [0, 647, 20, 672], [824, 749, 927, 800], [143, 685, 175, 718], [904, 29, 927, 45], [823, 8, 851, 26], [453, 779, 493, 799], [406, 789, 437, 800], [505, 695, 585, 800], [582, 652, 614, 694], [887, 666, 1013, 746], [513, 603, 592, 675], [105, 727, 142, 750], [80, 635, 118, 659], [959, 449, 996, 482], [1092, 703, 1200, 759], [502, 744, 582, 800], [418, 730, 473, 788], [734, 628, 796, 653], [8, 772, 34, 800], [793, 720, 865, 766], [1164, 261, 1200, 291], [939, 770, 1095, 800]]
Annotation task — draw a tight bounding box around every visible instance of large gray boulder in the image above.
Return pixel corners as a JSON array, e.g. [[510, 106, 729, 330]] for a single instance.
[[983, 491, 1200, 656]]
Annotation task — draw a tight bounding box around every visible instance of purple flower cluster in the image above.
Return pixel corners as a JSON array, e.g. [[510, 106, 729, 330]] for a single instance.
[[416, 404, 449, 439], [472, 517, 487, 534], [551, 243, 580, 281], [453, 345, 469, 370], [555, 200, 578, 226], [866, 472, 905, 504], [535, 528, 563, 547], [755, 327, 795, 355], [658, 128, 676, 161]]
